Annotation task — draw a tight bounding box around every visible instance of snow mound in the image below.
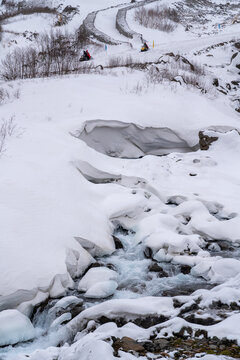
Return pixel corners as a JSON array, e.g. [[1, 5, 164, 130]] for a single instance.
[[191, 258, 240, 283], [53, 296, 83, 310], [0, 309, 35, 346], [85, 280, 118, 298], [78, 267, 118, 292]]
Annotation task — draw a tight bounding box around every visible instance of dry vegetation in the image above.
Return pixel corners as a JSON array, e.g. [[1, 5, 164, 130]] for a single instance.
[[0, 30, 94, 80], [134, 5, 180, 33]]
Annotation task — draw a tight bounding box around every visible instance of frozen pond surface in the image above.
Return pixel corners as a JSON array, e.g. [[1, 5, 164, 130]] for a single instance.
[[76, 120, 198, 158]]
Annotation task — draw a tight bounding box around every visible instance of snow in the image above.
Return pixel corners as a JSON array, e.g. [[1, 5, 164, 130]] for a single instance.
[[0, 310, 35, 346], [192, 258, 240, 283], [0, 0, 240, 358], [85, 280, 118, 298], [78, 267, 119, 292], [52, 295, 83, 310]]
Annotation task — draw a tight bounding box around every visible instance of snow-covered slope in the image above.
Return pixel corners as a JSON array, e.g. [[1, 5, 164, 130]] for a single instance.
[[0, 0, 240, 359]]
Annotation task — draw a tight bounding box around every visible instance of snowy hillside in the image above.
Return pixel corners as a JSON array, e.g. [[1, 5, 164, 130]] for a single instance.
[[0, 0, 240, 359]]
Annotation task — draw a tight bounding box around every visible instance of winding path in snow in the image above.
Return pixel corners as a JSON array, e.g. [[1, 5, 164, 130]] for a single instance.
[[79, 0, 160, 45]]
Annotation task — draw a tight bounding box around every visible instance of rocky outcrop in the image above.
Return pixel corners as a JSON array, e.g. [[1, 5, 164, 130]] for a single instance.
[[199, 130, 218, 150]]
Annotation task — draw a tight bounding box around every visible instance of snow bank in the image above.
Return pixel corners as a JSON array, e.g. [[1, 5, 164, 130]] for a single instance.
[[0, 309, 35, 346], [78, 267, 118, 292], [192, 258, 240, 283]]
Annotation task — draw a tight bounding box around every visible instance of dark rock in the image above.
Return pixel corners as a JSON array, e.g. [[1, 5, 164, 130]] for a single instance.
[[144, 246, 153, 259], [162, 282, 214, 297], [112, 336, 145, 354], [63, 5, 78, 14], [113, 235, 123, 249], [158, 270, 169, 278], [179, 302, 199, 315], [115, 225, 130, 236], [98, 315, 168, 330], [189, 173, 197, 176], [212, 78, 219, 87], [220, 337, 237, 346], [218, 89, 227, 95], [174, 352, 181, 359], [217, 240, 234, 251], [231, 52, 239, 62], [219, 344, 226, 350], [106, 263, 117, 271], [180, 265, 191, 274], [230, 302, 240, 310], [70, 305, 83, 318], [134, 315, 168, 329], [184, 314, 220, 326], [195, 329, 208, 339], [148, 263, 163, 272], [98, 316, 113, 325], [173, 326, 193, 338], [154, 338, 169, 350], [199, 131, 218, 150], [173, 299, 184, 308]]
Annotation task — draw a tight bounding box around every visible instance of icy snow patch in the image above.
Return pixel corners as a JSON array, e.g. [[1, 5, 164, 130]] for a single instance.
[[78, 267, 118, 292], [192, 258, 240, 283], [0, 309, 35, 346], [85, 280, 118, 298]]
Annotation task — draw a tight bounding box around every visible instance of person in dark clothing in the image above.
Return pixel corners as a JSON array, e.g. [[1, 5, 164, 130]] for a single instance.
[[80, 50, 91, 61], [141, 42, 149, 52]]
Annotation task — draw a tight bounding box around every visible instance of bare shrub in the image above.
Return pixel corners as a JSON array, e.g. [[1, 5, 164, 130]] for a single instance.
[[0, 30, 80, 80], [130, 82, 144, 95], [108, 56, 123, 68], [146, 58, 210, 94], [13, 88, 21, 99], [107, 55, 134, 68], [77, 26, 89, 47], [0, 23, 3, 42], [77, 62, 94, 74], [0, 116, 17, 154], [135, 5, 179, 32], [0, 46, 38, 80], [0, 88, 10, 104], [37, 30, 78, 76]]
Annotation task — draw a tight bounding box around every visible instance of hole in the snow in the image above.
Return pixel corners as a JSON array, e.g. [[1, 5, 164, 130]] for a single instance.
[[73, 120, 199, 158]]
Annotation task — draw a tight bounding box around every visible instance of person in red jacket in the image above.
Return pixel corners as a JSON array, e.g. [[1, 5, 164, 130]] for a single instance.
[[80, 50, 91, 61], [85, 50, 91, 60]]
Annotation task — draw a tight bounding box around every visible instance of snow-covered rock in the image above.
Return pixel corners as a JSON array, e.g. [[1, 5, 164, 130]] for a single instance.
[[85, 280, 118, 298], [78, 267, 118, 292], [0, 309, 35, 346], [191, 258, 240, 283]]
